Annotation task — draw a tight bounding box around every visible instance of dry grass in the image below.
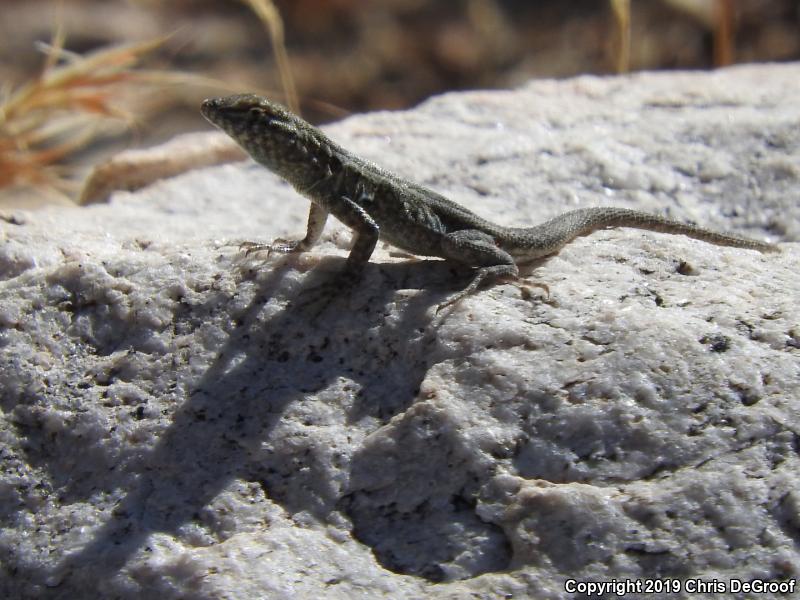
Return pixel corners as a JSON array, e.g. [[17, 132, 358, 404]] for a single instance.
[[241, 0, 299, 114], [610, 0, 631, 73], [649, 0, 735, 65], [2, 1, 739, 207], [0, 29, 221, 204], [78, 0, 302, 205], [1, 0, 299, 206]]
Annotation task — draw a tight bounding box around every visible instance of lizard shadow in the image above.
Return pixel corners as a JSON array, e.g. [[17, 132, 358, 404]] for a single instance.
[[39, 255, 469, 596]]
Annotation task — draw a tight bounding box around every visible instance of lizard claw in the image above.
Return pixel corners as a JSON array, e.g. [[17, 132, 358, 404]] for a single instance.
[[268, 238, 307, 255], [512, 279, 550, 302], [239, 241, 272, 257], [234, 239, 300, 280], [434, 290, 468, 314], [434, 277, 550, 314], [239, 238, 307, 258]]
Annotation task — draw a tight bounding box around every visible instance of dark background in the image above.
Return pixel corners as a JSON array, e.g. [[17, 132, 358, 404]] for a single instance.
[[2, 0, 798, 126]]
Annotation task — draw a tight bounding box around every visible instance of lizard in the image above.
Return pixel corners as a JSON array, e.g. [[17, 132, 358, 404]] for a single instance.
[[200, 94, 779, 310]]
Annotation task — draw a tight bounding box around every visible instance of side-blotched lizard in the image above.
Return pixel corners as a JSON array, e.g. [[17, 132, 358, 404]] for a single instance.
[[201, 94, 778, 309]]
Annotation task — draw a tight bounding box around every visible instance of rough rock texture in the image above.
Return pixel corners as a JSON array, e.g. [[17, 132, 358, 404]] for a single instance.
[[1, 64, 799, 599]]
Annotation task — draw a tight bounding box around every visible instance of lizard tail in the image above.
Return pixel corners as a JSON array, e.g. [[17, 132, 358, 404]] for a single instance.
[[507, 207, 778, 259]]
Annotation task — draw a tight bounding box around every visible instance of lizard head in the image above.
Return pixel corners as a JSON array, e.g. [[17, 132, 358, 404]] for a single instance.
[[201, 94, 324, 182]]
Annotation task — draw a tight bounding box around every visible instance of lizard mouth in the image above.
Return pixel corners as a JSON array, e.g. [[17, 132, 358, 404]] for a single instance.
[[199, 98, 214, 118], [202, 97, 302, 147], [201, 96, 291, 131], [200, 98, 234, 124], [200, 98, 259, 140]]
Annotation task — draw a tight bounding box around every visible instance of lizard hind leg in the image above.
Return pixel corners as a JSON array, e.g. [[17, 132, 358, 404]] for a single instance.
[[437, 229, 526, 312]]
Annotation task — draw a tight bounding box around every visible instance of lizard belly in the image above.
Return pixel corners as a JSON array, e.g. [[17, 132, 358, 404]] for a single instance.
[[363, 186, 448, 258], [378, 225, 444, 258]]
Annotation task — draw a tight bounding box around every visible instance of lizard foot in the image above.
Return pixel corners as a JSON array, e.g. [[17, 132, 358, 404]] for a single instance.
[[239, 241, 272, 257], [435, 288, 473, 314], [435, 277, 550, 314], [510, 279, 550, 302], [235, 239, 310, 277], [240, 237, 307, 258]]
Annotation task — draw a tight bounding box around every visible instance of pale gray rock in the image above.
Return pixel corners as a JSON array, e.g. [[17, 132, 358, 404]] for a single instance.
[[1, 63, 799, 599]]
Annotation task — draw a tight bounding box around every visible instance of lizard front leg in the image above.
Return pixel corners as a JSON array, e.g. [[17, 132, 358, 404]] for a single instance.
[[329, 195, 380, 277], [289, 195, 379, 315], [242, 201, 330, 257]]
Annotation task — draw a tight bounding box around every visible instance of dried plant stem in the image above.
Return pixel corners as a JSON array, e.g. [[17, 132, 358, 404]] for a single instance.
[[240, 0, 299, 114]]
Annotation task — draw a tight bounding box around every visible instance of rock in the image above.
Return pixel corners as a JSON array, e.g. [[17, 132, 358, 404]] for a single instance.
[[1, 63, 798, 599]]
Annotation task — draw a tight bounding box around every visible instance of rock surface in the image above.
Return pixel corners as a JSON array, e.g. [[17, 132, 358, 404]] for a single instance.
[[1, 64, 799, 599]]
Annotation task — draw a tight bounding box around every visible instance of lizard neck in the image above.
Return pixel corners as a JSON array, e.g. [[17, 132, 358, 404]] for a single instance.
[[249, 129, 348, 194]]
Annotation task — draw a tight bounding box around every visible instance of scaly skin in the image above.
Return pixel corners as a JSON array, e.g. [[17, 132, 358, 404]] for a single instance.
[[201, 94, 778, 308]]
